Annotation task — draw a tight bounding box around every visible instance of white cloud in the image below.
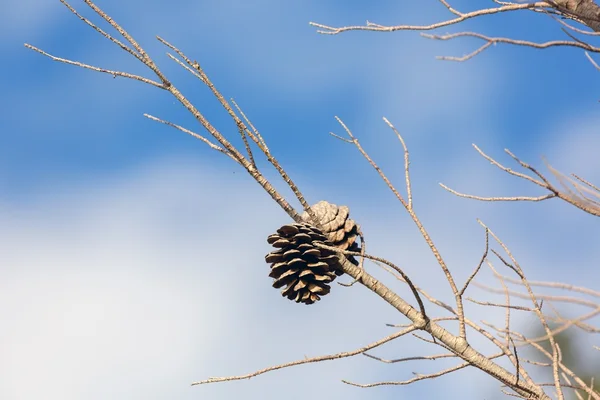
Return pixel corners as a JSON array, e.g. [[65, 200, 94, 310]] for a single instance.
[[0, 153, 522, 400], [0, 157, 418, 400], [0, 159, 246, 399], [2, 126, 598, 399]]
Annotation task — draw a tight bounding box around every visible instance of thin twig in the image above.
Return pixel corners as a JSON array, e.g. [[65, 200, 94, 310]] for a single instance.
[[333, 117, 466, 339], [517, 334, 600, 400], [440, 184, 556, 202], [482, 221, 564, 400], [442, 144, 600, 217], [343, 352, 506, 388], [24, 44, 165, 89], [310, 3, 547, 34], [59, 0, 143, 61], [382, 117, 413, 209], [466, 298, 534, 312], [500, 275, 600, 298], [459, 227, 489, 296], [143, 114, 237, 161], [374, 250, 536, 387], [488, 260, 513, 350], [231, 99, 270, 152], [572, 173, 600, 193], [191, 325, 417, 385], [362, 352, 456, 364], [423, 31, 600, 61]]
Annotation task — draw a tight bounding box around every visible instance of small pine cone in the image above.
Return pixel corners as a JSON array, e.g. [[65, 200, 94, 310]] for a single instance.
[[265, 223, 341, 305], [301, 200, 361, 267]]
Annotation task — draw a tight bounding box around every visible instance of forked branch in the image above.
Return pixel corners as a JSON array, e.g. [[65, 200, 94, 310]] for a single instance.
[[310, 2, 548, 34], [440, 145, 600, 217], [310, 0, 600, 67]]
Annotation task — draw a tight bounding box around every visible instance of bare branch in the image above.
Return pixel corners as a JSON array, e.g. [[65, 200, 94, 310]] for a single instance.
[[374, 250, 537, 388], [466, 298, 535, 312], [191, 325, 418, 385], [459, 227, 489, 296], [334, 253, 547, 398], [311, 0, 600, 64], [518, 335, 600, 400], [474, 283, 600, 308], [500, 276, 600, 298], [486, 259, 514, 352], [572, 173, 600, 193], [343, 352, 505, 388], [362, 352, 456, 364], [143, 114, 236, 161], [59, 0, 143, 62], [231, 99, 270, 153], [79, 0, 170, 84], [440, 183, 556, 203], [333, 117, 467, 340], [314, 243, 429, 323], [546, 9, 600, 35], [382, 117, 413, 210], [482, 222, 565, 400], [442, 144, 600, 217], [310, 3, 547, 35], [157, 36, 260, 171], [422, 31, 600, 62], [23, 44, 165, 89]]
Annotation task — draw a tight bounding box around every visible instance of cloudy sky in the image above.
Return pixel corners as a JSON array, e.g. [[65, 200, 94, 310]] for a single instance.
[[2, 1, 600, 399]]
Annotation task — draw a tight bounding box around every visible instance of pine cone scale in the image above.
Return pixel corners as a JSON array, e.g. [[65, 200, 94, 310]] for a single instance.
[[265, 222, 345, 305], [265, 201, 361, 305]]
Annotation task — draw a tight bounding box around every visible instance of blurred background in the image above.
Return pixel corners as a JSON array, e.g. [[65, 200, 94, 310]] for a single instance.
[[1, 0, 599, 399]]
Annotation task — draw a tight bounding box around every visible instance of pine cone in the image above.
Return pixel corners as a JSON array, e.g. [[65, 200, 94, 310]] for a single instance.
[[265, 223, 341, 305], [301, 200, 360, 266]]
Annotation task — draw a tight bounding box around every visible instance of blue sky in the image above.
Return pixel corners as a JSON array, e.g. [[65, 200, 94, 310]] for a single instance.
[[2, 1, 600, 399]]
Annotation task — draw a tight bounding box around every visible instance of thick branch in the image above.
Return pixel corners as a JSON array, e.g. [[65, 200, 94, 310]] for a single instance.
[[552, 0, 600, 31], [337, 258, 549, 399]]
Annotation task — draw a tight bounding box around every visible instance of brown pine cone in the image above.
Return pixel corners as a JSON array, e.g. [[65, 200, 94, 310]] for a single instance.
[[301, 200, 360, 266], [265, 223, 341, 305]]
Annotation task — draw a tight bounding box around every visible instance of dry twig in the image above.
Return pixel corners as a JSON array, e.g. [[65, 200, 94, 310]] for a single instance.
[[310, 0, 600, 68], [441, 145, 600, 217], [192, 325, 418, 385]]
